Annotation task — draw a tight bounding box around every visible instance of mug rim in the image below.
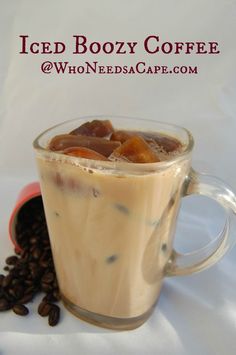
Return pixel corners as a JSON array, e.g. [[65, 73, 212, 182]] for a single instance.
[[33, 115, 194, 171]]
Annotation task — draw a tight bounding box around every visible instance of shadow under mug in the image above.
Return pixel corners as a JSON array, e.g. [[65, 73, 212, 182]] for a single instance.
[[33, 116, 236, 330]]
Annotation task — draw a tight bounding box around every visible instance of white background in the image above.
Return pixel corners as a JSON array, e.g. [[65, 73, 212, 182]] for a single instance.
[[0, 0, 236, 354]]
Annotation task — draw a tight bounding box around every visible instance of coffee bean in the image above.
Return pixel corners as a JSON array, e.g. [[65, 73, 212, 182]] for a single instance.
[[38, 302, 52, 317], [7, 268, 17, 278], [5, 256, 18, 265], [32, 247, 42, 260], [30, 236, 38, 244], [24, 279, 33, 286], [18, 293, 34, 304], [52, 290, 61, 301], [2, 289, 13, 302], [39, 260, 49, 269], [15, 285, 24, 298], [0, 196, 61, 325], [43, 293, 58, 303], [48, 305, 60, 326], [43, 245, 51, 251], [41, 283, 53, 293], [25, 285, 35, 294], [29, 245, 35, 253], [8, 285, 24, 300], [8, 288, 16, 299], [0, 298, 11, 311], [0, 274, 4, 287], [11, 278, 21, 286], [19, 269, 28, 277], [20, 249, 29, 260], [41, 272, 54, 284], [37, 301, 46, 316], [32, 223, 39, 232], [31, 268, 42, 280], [2, 274, 13, 288], [35, 214, 43, 222], [4, 266, 10, 271], [28, 261, 37, 269], [13, 304, 29, 316]]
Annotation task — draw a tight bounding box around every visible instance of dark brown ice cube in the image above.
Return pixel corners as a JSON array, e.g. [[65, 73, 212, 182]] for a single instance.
[[110, 130, 133, 143], [111, 130, 182, 153], [112, 136, 160, 163], [63, 147, 108, 161], [48, 134, 120, 157], [70, 120, 114, 137], [141, 132, 182, 153]]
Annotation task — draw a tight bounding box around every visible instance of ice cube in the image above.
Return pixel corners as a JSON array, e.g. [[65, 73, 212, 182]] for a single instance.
[[111, 129, 182, 153], [48, 134, 120, 157], [110, 130, 132, 143], [112, 136, 160, 163], [70, 120, 114, 137], [63, 147, 108, 161], [141, 132, 182, 153]]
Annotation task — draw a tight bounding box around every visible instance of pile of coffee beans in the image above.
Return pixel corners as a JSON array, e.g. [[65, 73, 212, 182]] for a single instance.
[[0, 196, 61, 326]]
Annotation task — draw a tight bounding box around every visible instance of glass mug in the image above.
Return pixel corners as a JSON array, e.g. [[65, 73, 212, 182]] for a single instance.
[[33, 117, 236, 330]]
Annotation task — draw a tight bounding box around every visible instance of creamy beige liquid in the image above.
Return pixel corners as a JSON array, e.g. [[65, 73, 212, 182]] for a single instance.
[[37, 153, 189, 319]]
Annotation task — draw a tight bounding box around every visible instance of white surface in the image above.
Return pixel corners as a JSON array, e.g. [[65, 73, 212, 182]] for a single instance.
[[0, 0, 236, 354]]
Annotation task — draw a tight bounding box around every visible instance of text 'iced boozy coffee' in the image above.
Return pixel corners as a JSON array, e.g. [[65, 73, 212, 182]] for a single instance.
[[36, 119, 189, 320]]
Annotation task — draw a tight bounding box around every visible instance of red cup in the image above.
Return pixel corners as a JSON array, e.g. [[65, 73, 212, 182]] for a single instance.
[[9, 182, 41, 252]]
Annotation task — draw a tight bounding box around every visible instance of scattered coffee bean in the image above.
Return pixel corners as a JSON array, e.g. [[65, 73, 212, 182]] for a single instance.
[[6, 256, 18, 265], [13, 304, 29, 316], [38, 302, 52, 317], [2, 274, 13, 288], [43, 293, 58, 303], [41, 282, 53, 293], [52, 290, 61, 301], [0, 298, 11, 311], [2, 289, 13, 302], [8, 285, 24, 300], [18, 293, 34, 304], [48, 305, 60, 326], [0, 196, 61, 325]]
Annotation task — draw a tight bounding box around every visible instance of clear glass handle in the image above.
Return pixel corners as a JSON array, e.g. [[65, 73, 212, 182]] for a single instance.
[[165, 168, 236, 276]]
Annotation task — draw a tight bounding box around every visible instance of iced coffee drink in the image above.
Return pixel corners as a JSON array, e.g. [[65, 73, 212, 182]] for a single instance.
[[34, 117, 191, 329]]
